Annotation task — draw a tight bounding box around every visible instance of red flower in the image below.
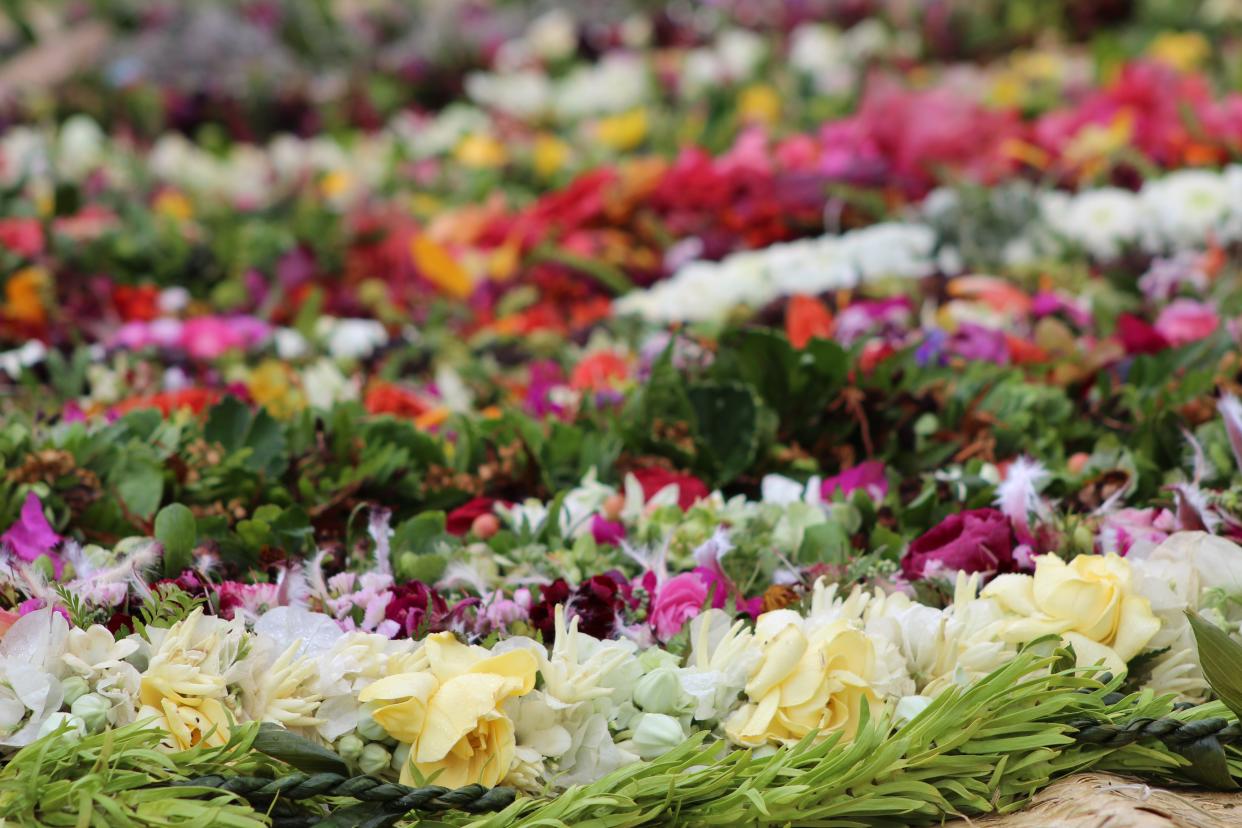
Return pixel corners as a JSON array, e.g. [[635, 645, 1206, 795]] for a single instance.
[[113, 284, 161, 322], [1117, 313, 1170, 355], [528, 574, 632, 640], [631, 467, 709, 510], [112, 388, 223, 417], [0, 218, 43, 258], [570, 351, 629, 392]]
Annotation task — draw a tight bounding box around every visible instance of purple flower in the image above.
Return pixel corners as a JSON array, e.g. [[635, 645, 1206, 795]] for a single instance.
[[916, 329, 947, 366], [1, 493, 63, 576], [948, 323, 1009, 364]]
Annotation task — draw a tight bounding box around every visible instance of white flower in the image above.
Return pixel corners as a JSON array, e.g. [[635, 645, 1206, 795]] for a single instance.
[[316, 317, 388, 361], [1141, 169, 1231, 250], [1043, 188, 1140, 259], [678, 609, 756, 722], [302, 358, 360, 410], [465, 69, 552, 120], [0, 608, 69, 746], [62, 625, 141, 725], [554, 54, 649, 120]]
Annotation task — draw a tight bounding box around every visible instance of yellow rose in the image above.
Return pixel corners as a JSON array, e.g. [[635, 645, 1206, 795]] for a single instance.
[[359, 632, 537, 788], [983, 553, 1160, 674], [725, 611, 878, 747]]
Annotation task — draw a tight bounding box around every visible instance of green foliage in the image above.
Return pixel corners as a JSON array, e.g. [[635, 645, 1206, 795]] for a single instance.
[[130, 583, 204, 640], [154, 503, 198, 577]]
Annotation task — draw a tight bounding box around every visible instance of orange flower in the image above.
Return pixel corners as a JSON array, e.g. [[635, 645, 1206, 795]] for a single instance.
[[365, 381, 432, 419], [113, 389, 223, 417], [786, 295, 834, 348], [4, 267, 49, 326]]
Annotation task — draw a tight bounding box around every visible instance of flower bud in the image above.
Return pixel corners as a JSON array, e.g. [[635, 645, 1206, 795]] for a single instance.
[[61, 676, 90, 706], [336, 733, 364, 764], [358, 743, 392, 777], [38, 712, 87, 740], [71, 693, 112, 732], [633, 667, 686, 715], [356, 710, 388, 742], [392, 742, 410, 772], [471, 513, 500, 540], [631, 713, 685, 760]]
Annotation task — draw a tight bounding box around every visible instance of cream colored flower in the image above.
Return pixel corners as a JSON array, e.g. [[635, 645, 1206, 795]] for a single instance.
[[983, 553, 1161, 675], [236, 637, 323, 729], [63, 625, 141, 725], [358, 632, 537, 788], [138, 609, 244, 750], [725, 610, 882, 747]]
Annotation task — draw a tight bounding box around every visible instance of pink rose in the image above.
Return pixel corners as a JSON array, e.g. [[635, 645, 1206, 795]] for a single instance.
[[900, 508, 1015, 581], [1154, 299, 1219, 346], [0, 218, 43, 258], [821, 460, 888, 502], [650, 571, 721, 641]]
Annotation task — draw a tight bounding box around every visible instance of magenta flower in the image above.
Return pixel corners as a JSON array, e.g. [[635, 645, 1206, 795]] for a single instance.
[[650, 571, 724, 641], [901, 508, 1015, 581], [1, 493, 63, 576], [821, 461, 888, 502]]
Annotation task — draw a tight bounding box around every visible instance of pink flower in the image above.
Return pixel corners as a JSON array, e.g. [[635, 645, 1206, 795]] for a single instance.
[[1, 493, 63, 576], [1098, 507, 1175, 556], [476, 590, 526, 634], [1154, 299, 1219, 346], [650, 571, 722, 641], [821, 460, 888, 502], [0, 218, 43, 258]]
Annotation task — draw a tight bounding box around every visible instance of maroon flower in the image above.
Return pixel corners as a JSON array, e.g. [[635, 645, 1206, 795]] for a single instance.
[[385, 581, 478, 636], [528, 573, 633, 640], [528, 579, 572, 639], [631, 467, 709, 511], [1117, 313, 1170, 356], [901, 507, 1015, 581]]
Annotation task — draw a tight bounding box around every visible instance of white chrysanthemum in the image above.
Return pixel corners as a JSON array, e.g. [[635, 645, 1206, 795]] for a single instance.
[[1140, 169, 1231, 251], [1043, 188, 1141, 259], [466, 69, 553, 120]]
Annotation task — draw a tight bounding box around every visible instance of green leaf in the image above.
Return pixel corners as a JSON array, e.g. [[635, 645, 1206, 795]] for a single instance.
[[1187, 610, 1242, 720], [115, 456, 164, 520], [687, 381, 766, 486], [204, 396, 252, 452], [252, 723, 347, 775], [154, 504, 197, 577]]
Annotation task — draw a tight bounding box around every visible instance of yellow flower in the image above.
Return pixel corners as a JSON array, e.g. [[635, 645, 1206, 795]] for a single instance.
[[154, 190, 194, 222], [594, 109, 648, 152], [738, 84, 781, 125], [1147, 32, 1210, 73], [246, 359, 305, 419], [455, 134, 508, 169], [138, 610, 243, 750], [532, 134, 571, 179], [319, 170, 354, 202], [982, 554, 1161, 674], [358, 632, 537, 788], [725, 611, 878, 747], [410, 235, 474, 299]]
